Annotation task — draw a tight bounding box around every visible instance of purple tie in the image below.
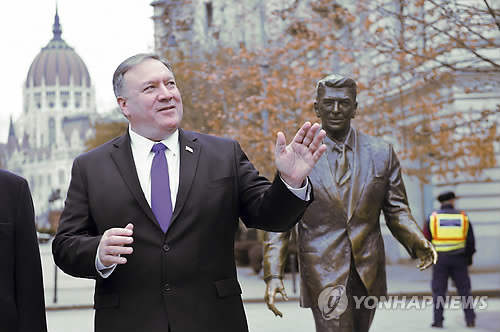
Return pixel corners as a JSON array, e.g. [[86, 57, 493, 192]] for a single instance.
[[151, 143, 173, 232]]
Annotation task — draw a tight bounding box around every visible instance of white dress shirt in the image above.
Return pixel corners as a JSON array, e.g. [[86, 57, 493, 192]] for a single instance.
[[129, 127, 180, 208], [96, 127, 309, 277]]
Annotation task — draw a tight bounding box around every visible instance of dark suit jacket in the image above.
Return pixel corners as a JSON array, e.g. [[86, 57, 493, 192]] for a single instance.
[[0, 169, 47, 332], [52, 129, 310, 332], [264, 129, 429, 307]]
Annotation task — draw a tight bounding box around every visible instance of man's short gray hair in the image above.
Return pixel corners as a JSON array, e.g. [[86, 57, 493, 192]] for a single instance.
[[112, 53, 173, 98]]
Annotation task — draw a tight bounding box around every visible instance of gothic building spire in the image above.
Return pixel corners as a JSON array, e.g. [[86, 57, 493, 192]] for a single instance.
[[52, 4, 62, 41], [6, 115, 19, 155], [8, 115, 16, 138]]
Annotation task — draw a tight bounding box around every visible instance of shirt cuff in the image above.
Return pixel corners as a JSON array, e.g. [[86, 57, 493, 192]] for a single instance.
[[95, 245, 117, 278], [279, 174, 311, 201]]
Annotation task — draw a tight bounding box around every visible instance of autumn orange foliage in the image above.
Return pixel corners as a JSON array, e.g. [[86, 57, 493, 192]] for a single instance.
[[91, 0, 499, 182]]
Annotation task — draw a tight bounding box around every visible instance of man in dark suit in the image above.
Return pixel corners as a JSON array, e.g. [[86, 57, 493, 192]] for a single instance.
[[52, 53, 326, 332], [263, 75, 437, 332], [0, 169, 47, 332]]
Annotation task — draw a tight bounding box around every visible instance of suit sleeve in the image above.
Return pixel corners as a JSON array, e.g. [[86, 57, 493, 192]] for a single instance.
[[263, 230, 293, 280], [382, 146, 430, 259], [234, 140, 312, 232], [52, 157, 102, 278], [15, 178, 48, 332]]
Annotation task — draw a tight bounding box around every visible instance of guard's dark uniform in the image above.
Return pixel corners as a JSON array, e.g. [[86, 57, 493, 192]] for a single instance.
[[423, 202, 476, 327]]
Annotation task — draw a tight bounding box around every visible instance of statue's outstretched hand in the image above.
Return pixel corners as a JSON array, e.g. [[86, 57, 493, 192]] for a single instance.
[[265, 278, 288, 317], [416, 240, 438, 271]]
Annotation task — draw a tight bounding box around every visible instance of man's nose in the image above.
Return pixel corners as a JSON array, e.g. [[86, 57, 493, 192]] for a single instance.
[[332, 101, 340, 113], [158, 84, 173, 100]]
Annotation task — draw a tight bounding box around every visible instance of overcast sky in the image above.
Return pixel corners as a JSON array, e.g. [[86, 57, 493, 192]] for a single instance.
[[0, 0, 154, 143]]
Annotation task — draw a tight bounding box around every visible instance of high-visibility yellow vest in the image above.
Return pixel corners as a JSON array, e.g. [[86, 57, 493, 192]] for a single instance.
[[430, 212, 468, 252]]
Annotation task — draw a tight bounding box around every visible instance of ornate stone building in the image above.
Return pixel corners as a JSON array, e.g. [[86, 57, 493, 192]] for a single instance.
[[4, 9, 97, 227], [150, 0, 306, 56]]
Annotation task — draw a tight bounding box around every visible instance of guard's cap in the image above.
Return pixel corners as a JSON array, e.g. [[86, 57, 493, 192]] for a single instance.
[[437, 191, 456, 203]]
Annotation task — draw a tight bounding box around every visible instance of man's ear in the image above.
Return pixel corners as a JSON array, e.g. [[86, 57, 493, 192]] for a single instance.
[[117, 97, 129, 117], [352, 101, 358, 118], [314, 101, 320, 118]]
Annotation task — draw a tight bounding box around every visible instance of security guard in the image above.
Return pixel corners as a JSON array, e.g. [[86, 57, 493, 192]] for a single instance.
[[423, 191, 476, 328]]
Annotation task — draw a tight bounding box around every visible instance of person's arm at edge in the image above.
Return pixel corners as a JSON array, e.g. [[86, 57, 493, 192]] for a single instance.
[[15, 178, 48, 332]]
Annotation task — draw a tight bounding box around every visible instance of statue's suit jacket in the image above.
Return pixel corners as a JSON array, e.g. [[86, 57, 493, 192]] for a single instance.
[[264, 128, 428, 307], [53, 129, 310, 332], [0, 169, 47, 332]]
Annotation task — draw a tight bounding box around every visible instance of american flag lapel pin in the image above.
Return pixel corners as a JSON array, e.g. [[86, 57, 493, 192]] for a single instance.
[[185, 146, 193, 153]]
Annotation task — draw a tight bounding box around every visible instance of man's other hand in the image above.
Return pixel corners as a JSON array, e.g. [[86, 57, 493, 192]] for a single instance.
[[98, 223, 134, 267]]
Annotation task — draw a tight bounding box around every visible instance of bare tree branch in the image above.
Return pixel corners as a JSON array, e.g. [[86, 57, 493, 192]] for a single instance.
[[375, 2, 500, 68], [483, 0, 500, 31]]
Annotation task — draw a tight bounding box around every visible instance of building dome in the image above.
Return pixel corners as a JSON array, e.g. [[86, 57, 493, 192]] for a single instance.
[[25, 9, 91, 88]]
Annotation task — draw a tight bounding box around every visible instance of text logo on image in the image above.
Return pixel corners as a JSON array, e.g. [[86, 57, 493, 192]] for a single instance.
[[318, 285, 348, 320]]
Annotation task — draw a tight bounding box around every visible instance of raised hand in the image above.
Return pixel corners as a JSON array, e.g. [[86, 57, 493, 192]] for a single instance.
[[275, 122, 327, 188]]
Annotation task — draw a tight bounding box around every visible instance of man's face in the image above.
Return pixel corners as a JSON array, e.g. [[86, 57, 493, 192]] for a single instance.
[[314, 86, 357, 140], [118, 58, 183, 141]]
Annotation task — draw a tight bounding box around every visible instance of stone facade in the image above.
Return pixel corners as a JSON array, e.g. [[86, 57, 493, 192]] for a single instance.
[[151, 0, 315, 56]]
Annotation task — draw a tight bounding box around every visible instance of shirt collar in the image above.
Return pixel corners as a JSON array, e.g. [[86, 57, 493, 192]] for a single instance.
[[129, 126, 180, 157], [324, 127, 355, 151]]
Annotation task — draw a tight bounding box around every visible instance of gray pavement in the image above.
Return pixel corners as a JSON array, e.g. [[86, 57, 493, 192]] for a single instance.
[[39, 241, 500, 331], [46, 300, 500, 332]]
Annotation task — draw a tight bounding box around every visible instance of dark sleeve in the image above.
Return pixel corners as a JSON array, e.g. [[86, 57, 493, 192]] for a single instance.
[[15, 178, 48, 332], [234, 140, 312, 232], [466, 220, 476, 257], [52, 158, 102, 278], [423, 218, 432, 241]]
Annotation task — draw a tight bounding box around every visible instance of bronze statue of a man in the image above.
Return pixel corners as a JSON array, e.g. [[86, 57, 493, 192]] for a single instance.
[[263, 75, 437, 332]]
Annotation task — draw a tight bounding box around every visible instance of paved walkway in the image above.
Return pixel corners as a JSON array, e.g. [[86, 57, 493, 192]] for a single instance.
[[40, 241, 500, 331], [46, 300, 500, 332]]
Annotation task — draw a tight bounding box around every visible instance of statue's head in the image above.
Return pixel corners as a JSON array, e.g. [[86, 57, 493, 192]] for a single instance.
[[314, 75, 358, 140], [315, 75, 357, 102]]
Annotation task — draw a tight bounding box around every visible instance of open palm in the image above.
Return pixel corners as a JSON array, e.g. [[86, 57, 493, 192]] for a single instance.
[[275, 122, 326, 188]]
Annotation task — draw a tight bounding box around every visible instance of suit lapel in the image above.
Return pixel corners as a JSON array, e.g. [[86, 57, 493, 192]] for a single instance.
[[110, 132, 159, 229], [347, 130, 370, 221], [312, 151, 341, 203], [170, 129, 201, 226]]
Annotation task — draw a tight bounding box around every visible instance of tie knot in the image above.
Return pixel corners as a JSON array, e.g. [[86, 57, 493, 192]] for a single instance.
[[152, 143, 167, 153], [334, 143, 345, 153]]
